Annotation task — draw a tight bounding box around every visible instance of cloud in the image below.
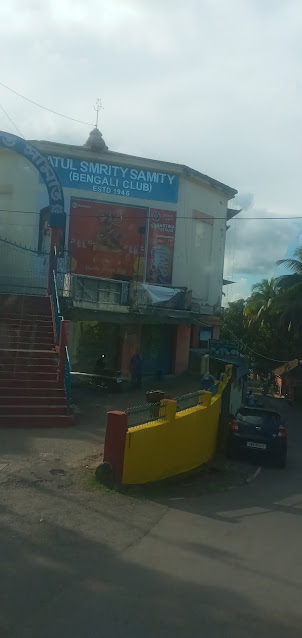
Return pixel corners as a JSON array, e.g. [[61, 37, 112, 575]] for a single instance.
[[1, 0, 302, 292], [233, 193, 254, 211], [224, 207, 299, 278], [223, 278, 250, 305]]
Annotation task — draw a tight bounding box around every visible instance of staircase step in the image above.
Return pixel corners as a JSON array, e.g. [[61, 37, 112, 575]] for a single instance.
[[0, 395, 66, 405], [0, 387, 66, 396], [0, 296, 51, 310], [0, 370, 57, 380], [0, 405, 68, 415], [0, 295, 73, 428], [0, 364, 58, 373], [0, 292, 49, 304], [2, 343, 55, 351], [0, 414, 74, 428], [0, 328, 53, 338], [0, 348, 57, 357], [0, 317, 53, 325], [4, 341, 55, 349], [5, 332, 54, 340], [0, 313, 52, 321], [0, 354, 58, 365], [0, 378, 61, 387]]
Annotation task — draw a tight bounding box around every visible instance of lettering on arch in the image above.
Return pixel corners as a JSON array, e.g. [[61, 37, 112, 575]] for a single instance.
[[0, 130, 65, 227]]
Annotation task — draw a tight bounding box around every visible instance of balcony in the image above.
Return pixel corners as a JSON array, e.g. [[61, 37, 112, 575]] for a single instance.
[[64, 274, 192, 314], [67, 274, 130, 311]]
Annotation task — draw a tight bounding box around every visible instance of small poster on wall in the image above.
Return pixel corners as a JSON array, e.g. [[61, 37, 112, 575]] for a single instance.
[[146, 209, 176, 285]]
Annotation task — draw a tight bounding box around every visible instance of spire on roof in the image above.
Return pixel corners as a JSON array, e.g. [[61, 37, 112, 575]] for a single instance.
[[83, 127, 108, 152]]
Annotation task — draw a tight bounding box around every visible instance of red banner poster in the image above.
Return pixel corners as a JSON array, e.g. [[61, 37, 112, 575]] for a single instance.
[[69, 199, 147, 280], [146, 209, 176, 285]]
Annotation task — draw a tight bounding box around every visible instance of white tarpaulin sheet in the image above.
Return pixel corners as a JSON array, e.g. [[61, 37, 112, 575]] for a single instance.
[[142, 284, 181, 304]]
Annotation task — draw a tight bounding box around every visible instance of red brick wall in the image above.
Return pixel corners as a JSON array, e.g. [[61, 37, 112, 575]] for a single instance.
[[174, 325, 191, 373]]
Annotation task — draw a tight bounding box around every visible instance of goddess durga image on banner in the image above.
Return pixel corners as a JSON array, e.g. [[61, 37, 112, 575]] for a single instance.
[[69, 199, 148, 280], [95, 211, 123, 250]]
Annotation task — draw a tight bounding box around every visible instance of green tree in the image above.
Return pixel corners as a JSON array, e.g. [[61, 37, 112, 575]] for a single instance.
[[275, 247, 302, 342], [220, 299, 245, 343], [245, 278, 279, 324], [221, 282, 296, 374]]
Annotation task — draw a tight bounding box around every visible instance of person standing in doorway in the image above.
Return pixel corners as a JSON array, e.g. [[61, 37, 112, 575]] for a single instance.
[[130, 352, 143, 389]]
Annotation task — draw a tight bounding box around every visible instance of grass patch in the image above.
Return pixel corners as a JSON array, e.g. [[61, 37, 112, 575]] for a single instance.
[[81, 462, 247, 501]]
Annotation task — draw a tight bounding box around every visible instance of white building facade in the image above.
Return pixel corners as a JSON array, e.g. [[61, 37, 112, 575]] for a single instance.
[[0, 129, 237, 377]]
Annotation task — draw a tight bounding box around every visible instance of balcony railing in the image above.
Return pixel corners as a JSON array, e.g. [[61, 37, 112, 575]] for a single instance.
[[69, 274, 130, 308], [64, 274, 192, 312]]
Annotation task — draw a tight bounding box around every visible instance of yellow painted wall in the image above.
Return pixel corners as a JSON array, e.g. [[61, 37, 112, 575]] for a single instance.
[[122, 367, 231, 484]]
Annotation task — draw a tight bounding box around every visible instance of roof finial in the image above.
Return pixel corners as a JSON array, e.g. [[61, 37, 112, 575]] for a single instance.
[[94, 98, 103, 129]]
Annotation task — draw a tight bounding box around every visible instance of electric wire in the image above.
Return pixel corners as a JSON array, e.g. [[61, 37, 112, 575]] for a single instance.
[[223, 324, 294, 364], [0, 103, 24, 138], [0, 80, 94, 127], [0, 208, 302, 221]]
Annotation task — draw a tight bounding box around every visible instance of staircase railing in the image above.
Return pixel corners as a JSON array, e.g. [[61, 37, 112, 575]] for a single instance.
[[64, 346, 71, 415], [50, 245, 72, 415], [52, 256, 62, 345]]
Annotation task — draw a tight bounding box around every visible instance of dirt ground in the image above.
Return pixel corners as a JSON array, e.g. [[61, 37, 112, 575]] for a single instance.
[[0, 374, 200, 479], [0, 373, 255, 499], [1, 395, 300, 638]]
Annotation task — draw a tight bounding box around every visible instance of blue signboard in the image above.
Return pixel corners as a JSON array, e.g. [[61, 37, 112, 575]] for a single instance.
[[0, 131, 65, 227], [43, 155, 179, 203]]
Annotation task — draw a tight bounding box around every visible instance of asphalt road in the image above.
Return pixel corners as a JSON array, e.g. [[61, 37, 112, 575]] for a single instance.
[[1, 397, 302, 637]]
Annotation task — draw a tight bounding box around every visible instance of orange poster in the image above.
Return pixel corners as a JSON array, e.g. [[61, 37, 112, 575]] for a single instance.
[[69, 198, 147, 280]]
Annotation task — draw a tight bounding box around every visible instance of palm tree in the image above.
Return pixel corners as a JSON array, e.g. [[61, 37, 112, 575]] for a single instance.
[[275, 247, 302, 336], [244, 277, 297, 363], [276, 247, 302, 287], [245, 278, 279, 324]]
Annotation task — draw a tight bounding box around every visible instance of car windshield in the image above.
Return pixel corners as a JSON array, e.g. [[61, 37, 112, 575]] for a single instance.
[[237, 410, 280, 427]]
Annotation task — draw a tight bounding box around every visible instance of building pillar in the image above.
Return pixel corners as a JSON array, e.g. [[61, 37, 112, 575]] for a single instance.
[[104, 411, 128, 482], [119, 324, 142, 377], [191, 325, 200, 348], [173, 325, 191, 374], [212, 324, 220, 340]]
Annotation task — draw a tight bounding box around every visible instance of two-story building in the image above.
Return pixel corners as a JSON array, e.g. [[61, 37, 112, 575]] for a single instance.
[[0, 127, 237, 379]]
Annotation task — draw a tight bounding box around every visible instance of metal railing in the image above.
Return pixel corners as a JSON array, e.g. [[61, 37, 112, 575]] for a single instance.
[[52, 267, 62, 345], [175, 391, 203, 412], [209, 382, 220, 396], [175, 381, 222, 412], [51, 248, 72, 415], [64, 346, 71, 415], [69, 274, 130, 307], [126, 380, 223, 428], [126, 402, 166, 428]]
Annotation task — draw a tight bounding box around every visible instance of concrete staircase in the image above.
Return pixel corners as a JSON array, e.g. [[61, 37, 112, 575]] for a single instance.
[[0, 294, 73, 427]]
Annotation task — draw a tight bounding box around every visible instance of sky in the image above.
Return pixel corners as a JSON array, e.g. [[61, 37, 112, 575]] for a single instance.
[[1, 0, 302, 303]]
